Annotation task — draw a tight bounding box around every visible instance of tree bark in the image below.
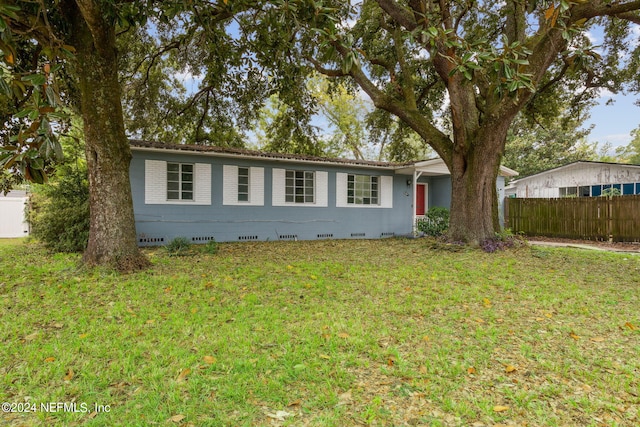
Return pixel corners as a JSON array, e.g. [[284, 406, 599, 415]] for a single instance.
[[69, 1, 148, 271], [447, 136, 503, 244]]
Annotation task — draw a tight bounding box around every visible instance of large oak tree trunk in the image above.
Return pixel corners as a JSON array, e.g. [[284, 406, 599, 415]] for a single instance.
[[446, 121, 510, 245], [70, 2, 148, 271], [448, 147, 501, 244]]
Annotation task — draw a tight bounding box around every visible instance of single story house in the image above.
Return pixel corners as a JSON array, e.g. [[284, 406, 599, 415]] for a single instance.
[[505, 161, 640, 198], [0, 190, 29, 238], [130, 140, 518, 245]]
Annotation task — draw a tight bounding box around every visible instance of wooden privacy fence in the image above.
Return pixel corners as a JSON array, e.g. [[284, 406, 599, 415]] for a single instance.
[[505, 195, 640, 242]]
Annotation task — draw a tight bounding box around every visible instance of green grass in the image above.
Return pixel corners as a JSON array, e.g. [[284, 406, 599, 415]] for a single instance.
[[0, 239, 638, 426]]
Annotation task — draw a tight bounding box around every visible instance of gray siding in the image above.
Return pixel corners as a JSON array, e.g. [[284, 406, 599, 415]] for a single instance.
[[130, 151, 415, 245]]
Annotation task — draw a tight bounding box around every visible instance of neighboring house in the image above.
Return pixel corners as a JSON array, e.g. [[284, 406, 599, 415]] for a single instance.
[[130, 140, 518, 245], [0, 190, 29, 238], [505, 161, 640, 198]]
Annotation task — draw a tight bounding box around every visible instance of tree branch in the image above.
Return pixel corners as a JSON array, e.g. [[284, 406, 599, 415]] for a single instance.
[[615, 11, 640, 24], [307, 57, 349, 77], [74, 0, 114, 57], [376, 0, 418, 30]]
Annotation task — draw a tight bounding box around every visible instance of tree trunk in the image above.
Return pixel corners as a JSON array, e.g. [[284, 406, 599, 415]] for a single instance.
[[447, 125, 507, 245], [70, 3, 149, 271]]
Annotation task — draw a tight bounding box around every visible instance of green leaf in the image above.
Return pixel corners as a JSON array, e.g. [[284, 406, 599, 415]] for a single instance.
[[22, 74, 47, 86], [14, 107, 35, 119], [0, 4, 21, 20], [45, 86, 57, 107]]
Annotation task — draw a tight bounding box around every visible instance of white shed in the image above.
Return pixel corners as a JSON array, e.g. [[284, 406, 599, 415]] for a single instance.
[[0, 190, 30, 238], [505, 161, 640, 198]]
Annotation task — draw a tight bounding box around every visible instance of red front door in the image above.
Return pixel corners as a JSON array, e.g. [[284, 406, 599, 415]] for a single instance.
[[416, 184, 425, 216]]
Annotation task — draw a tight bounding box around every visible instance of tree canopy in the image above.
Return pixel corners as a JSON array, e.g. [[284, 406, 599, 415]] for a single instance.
[[288, 0, 640, 242]]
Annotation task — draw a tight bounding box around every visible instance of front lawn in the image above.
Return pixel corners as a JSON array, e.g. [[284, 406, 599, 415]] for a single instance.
[[0, 239, 638, 426]]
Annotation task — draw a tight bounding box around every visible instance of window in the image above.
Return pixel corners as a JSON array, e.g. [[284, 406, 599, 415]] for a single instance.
[[348, 174, 379, 205], [167, 163, 193, 201], [579, 186, 590, 197], [238, 167, 249, 202], [285, 170, 314, 203], [623, 183, 635, 195]]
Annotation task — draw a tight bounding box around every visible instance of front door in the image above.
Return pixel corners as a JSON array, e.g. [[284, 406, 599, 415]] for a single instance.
[[416, 184, 426, 216]]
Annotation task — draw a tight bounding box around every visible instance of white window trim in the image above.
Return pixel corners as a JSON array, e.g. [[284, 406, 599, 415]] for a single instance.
[[223, 165, 264, 206], [272, 168, 328, 207], [336, 173, 393, 208], [167, 162, 195, 202], [145, 159, 211, 205]]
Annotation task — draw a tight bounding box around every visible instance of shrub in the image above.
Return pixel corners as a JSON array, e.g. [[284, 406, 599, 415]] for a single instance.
[[601, 187, 621, 197], [29, 169, 90, 252], [416, 207, 450, 236], [166, 237, 192, 256]]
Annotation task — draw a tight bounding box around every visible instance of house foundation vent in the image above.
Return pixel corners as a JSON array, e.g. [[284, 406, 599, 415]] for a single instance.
[[139, 237, 165, 243], [381, 232, 395, 237], [317, 233, 333, 239], [192, 236, 215, 242], [239, 235, 259, 241], [350, 233, 366, 238], [278, 234, 298, 240]]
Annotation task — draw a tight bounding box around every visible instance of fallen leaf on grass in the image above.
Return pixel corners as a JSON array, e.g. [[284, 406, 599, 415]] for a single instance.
[[337, 390, 352, 406], [287, 399, 301, 407], [570, 331, 580, 340], [319, 354, 331, 360], [168, 414, 185, 423], [483, 298, 491, 307], [493, 405, 509, 412], [505, 365, 517, 373], [24, 332, 38, 341], [203, 356, 216, 364], [624, 322, 636, 330], [467, 367, 476, 375], [44, 357, 55, 363], [266, 410, 294, 421], [63, 369, 74, 382], [590, 337, 606, 342], [176, 368, 191, 382], [337, 332, 350, 339], [422, 335, 430, 342]]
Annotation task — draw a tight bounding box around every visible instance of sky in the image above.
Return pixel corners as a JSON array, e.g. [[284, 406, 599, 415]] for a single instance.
[[586, 92, 639, 150]]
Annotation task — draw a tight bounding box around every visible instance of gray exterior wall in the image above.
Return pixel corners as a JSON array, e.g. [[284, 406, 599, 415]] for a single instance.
[[416, 175, 508, 227], [130, 150, 416, 245]]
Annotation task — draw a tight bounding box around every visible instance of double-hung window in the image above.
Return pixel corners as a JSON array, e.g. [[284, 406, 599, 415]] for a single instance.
[[237, 167, 250, 202], [167, 163, 193, 201], [285, 170, 315, 204], [347, 174, 379, 205]]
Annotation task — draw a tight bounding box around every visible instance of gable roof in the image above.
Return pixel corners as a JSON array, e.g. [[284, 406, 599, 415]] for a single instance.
[[510, 160, 640, 184]]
